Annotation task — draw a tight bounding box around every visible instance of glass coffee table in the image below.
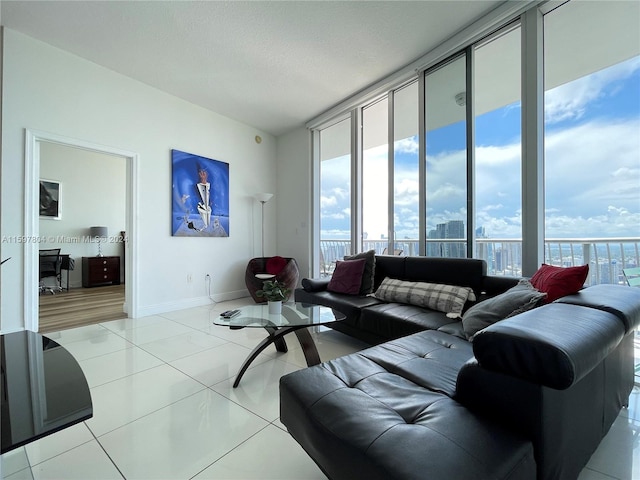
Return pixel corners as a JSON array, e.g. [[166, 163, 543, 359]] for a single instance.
[[213, 302, 345, 387]]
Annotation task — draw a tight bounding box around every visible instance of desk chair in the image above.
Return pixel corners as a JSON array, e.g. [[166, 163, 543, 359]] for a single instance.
[[39, 249, 63, 294]]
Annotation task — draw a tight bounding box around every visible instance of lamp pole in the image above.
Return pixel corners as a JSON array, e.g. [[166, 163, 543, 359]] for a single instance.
[[260, 200, 266, 257], [254, 193, 273, 258]]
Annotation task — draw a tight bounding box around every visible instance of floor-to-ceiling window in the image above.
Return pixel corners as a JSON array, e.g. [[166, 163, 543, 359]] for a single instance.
[[474, 23, 522, 275], [424, 54, 468, 258], [319, 117, 352, 275], [362, 98, 389, 254], [543, 0, 640, 285], [393, 81, 419, 256]]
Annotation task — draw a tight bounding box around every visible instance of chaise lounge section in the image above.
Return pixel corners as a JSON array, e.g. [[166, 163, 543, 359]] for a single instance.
[[281, 256, 640, 480]]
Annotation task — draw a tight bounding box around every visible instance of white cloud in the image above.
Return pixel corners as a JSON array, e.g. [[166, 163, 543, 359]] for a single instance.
[[545, 209, 640, 238], [545, 118, 640, 221], [393, 178, 419, 207], [320, 195, 337, 208], [476, 144, 521, 167], [429, 182, 465, 202], [394, 137, 419, 154], [545, 56, 640, 124], [481, 204, 505, 212]]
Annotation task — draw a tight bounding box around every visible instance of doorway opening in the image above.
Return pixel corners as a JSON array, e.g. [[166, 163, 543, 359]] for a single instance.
[[24, 129, 139, 332]]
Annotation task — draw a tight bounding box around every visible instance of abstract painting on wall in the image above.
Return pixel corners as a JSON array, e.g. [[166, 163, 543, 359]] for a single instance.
[[171, 149, 229, 237]]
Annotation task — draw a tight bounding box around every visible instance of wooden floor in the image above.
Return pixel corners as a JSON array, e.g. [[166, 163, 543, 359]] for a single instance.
[[39, 284, 126, 333]]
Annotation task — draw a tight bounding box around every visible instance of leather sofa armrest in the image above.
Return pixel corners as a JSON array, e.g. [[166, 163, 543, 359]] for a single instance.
[[301, 277, 330, 292], [472, 303, 625, 390]]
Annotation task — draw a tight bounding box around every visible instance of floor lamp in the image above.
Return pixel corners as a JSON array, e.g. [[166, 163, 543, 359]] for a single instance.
[[254, 193, 273, 257]]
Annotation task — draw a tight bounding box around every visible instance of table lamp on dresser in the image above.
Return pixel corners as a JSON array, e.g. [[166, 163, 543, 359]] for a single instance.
[[89, 226, 108, 257]]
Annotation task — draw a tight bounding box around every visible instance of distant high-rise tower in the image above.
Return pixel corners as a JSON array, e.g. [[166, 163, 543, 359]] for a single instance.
[[428, 220, 465, 258], [475, 226, 491, 272], [446, 220, 465, 258], [427, 226, 444, 256]]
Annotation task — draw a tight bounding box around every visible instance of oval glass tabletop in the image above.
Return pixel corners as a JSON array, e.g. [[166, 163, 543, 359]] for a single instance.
[[213, 302, 345, 328]]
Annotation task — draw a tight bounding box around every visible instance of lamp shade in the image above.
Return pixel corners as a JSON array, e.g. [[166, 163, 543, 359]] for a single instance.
[[89, 226, 108, 238], [254, 193, 273, 203]]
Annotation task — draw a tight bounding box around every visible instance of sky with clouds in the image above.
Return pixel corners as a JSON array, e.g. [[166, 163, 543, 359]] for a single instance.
[[321, 55, 640, 241]]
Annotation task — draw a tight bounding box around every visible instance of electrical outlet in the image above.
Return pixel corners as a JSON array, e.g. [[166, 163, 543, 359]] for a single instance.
[[205, 273, 211, 280], [187, 274, 192, 283]]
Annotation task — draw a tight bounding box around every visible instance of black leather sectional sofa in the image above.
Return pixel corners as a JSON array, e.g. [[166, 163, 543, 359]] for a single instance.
[[281, 255, 640, 480]]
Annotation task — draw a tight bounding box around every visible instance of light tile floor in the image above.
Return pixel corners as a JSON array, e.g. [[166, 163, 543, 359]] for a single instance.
[[2, 297, 639, 479]]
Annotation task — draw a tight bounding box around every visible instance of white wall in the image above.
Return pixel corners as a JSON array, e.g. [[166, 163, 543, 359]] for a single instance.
[[1, 30, 277, 332], [276, 128, 312, 282], [39, 142, 126, 288]]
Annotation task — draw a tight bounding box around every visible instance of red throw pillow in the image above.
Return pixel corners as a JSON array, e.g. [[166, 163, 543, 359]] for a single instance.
[[265, 256, 288, 275], [327, 259, 367, 295], [530, 264, 589, 303]]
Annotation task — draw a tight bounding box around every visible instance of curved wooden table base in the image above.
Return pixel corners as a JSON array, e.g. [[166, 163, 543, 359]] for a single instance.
[[233, 325, 321, 388]]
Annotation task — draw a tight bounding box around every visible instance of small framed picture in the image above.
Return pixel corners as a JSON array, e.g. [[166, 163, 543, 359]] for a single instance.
[[40, 179, 61, 220]]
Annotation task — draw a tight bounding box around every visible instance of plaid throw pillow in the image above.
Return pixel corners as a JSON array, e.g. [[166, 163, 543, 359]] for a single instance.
[[374, 277, 476, 317]]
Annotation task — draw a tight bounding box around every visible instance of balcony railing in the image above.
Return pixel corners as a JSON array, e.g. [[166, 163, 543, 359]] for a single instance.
[[319, 237, 640, 285]]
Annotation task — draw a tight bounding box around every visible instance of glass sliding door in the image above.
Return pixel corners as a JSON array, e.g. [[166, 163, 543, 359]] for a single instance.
[[544, 0, 640, 285], [362, 98, 389, 254], [474, 24, 522, 276], [319, 117, 352, 276], [424, 55, 468, 258], [393, 82, 419, 256]]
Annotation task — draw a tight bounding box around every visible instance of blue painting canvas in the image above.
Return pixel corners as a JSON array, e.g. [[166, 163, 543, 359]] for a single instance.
[[172, 149, 229, 237]]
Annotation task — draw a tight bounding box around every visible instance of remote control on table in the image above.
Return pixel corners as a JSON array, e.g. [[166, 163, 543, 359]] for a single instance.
[[220, 309, 240, 319]]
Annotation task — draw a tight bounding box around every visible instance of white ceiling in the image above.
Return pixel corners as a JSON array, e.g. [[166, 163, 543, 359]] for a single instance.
[[1, 0, 506, 137]]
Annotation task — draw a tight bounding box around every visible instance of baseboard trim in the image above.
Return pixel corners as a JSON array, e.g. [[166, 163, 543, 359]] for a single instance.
[[134, 289, 249, 318]]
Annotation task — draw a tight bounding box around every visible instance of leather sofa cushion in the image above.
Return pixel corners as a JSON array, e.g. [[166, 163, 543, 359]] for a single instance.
[[555, 284, 640, 333], [404, 257, 486, 292], [372, 256, 487, 299], [355, 331, 473, 394], [373, 255, 407, 288], [472, 303, 626, 389], [295, 288, 382, 328], [359, 303, 462, 341], [280, 330, 536, 480]]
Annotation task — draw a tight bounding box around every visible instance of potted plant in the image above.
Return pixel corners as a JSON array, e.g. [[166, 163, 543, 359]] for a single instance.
[[256, 280, 291, 314]]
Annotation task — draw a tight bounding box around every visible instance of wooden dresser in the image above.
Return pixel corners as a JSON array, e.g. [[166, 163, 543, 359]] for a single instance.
[[82, 256, 121, 287]]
